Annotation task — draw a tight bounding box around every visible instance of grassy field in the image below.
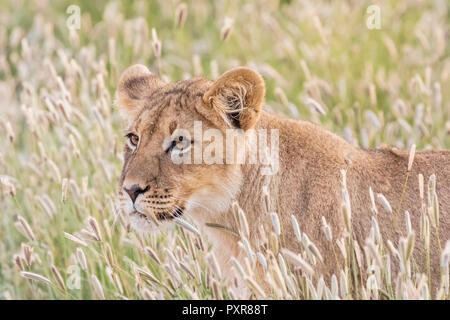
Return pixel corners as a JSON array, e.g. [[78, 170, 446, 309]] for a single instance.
[[0, 0, 450, 299]]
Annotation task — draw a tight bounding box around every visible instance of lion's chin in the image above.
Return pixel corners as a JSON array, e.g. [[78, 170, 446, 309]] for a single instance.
[[129, 212, 157, 233], [129, 211, 173, 234]]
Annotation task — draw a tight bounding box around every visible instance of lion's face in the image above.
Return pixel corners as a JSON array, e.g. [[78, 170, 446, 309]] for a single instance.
[[116, 65, 265, 232]]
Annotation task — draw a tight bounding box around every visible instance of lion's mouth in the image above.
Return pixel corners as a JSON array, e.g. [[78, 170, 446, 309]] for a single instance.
[[130, 207, 184, 222]]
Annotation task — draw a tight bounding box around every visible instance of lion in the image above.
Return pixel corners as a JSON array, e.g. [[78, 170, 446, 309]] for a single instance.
[[116, 64, 450, 294]]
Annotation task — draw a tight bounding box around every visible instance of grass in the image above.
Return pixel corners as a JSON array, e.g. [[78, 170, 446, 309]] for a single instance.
[[1, 0, 450, 299]]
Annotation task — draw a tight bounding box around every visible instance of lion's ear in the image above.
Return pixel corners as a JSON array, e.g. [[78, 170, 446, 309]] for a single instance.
[[201, 67, 265, 131], [116, 64, 165, 121]]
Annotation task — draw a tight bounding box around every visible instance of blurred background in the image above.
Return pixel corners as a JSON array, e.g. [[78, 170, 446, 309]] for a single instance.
[[0, 0, 449, 299]]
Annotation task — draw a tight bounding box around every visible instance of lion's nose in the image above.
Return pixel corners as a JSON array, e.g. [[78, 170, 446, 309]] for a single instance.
[[124, 184, 149, 203]]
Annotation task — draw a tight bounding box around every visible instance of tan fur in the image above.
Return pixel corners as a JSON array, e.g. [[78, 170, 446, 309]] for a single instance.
[[116, 65, 450, 292]]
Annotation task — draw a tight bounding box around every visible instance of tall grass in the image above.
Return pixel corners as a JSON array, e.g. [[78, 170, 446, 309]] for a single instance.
[[0, 0, 450, 299]]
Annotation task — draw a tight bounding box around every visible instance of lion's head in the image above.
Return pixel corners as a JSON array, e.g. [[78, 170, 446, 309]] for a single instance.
[[116, 65, 265, 232]]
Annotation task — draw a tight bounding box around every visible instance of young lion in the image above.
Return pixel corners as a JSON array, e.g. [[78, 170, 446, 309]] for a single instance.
[[116, 64, 450, 292]]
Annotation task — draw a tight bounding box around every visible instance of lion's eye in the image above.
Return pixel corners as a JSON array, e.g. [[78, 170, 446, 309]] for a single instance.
[[126, 133, 139, 148], [165, 136, 191, 154]]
